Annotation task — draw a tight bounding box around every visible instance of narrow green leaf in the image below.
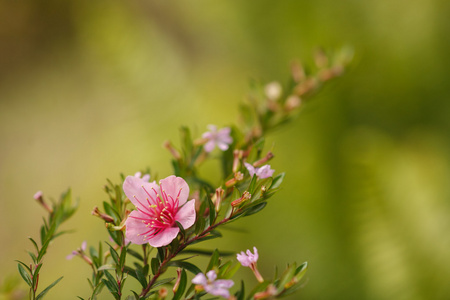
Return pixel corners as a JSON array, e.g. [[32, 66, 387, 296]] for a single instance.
[[27, 251, 37, 264], [235, 280, 245, 300], [207, 197, 216, 226], [36, 276, 63, 300], [206, 249, 220, 272], [119, 247, 127, 268], [17, 263, 32, 287], [135, 267, 148, 288], [150, 277, 175, 290], [175, 221, 186, 237], [37, 237, 51, 262], [173, 269, 187, 300], [28, 237, 39, 253], [276, 263, 297, 293], [151, 258, 159, 275], [107, 243, 120, 265], [168, 261, 202, 275], [98, 264, 115, 271], [181, 249, 234, 256], [270, 173, 285, 189], [126, 248, 143, 261], [104, 271, 119, 292], [92, 281, 105, 296], [243, 202, 267, 217], [247, 175, 258, 194]]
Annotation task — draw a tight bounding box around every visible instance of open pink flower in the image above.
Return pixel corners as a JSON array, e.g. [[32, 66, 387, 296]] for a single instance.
[[202, 125, 233, 152], [244, 163, 275, 179], [192, 270, 234, 298], [124, 175, 196, 247], [237, 247, 264, 282]]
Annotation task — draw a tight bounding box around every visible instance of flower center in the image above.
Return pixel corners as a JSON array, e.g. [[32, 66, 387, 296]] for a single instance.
[[131, 183, 183, 241]]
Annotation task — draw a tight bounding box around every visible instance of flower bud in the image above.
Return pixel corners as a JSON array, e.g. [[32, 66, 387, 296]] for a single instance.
[[163, 140, 181, 160], [214, 187, 224, 212], [231, 191, 251, 207], [253, 151, 274, 167], [33, 191, 53, 213], [91, 206, 115, 223]]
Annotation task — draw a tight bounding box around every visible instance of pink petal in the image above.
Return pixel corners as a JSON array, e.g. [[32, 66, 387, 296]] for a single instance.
[[123, 176, 160, 211], [217, 141, 230, 151], [192, 273, 208, 285], [147, 227, 180, 248], [256, 165, 275, 179], [125, 210, 151, 245], [244, 163, 256, 177], [204, 140, 216, 152], [175, 200, 196, 230], [215, 279, 234, 289], [207, 124, 217, 132], [159, 175, 189, 206]]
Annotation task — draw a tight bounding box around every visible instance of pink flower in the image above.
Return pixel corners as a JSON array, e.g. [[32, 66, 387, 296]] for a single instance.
[[134, 172, 150, 182], [124, 175, 196, 248], [202, 125, 233, 152], [237, 247, 264, 282], [66, 241, 87, 260], [244, 163, 275, 179], [33, 191, 43, 200], [192, 270, 234, 298]]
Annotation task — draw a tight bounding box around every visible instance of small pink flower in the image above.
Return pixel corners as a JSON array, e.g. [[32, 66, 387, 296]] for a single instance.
[[244, 163, 275, 179], [202, 125, 233, 153], [33, 191, 43, 200], [124, 175, 196, 248], [134, 172, 150, 182], [66, 241, 87, 260], [237, 247, 264, 282], [192, 270, 234, 298]]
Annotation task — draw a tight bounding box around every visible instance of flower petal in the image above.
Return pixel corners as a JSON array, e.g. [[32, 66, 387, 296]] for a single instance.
[[125, 210, 150, 245], [175, 200, 196, 230], [159, 175, 190, 206], [204, 140, 216, 152], [123, 176, 160, 211], [217, 141, 230, 151], [215, 279, 234, 289], [192, 273, 207, 285], [147, 227, 179, 247], [244, 163, 256, 177]]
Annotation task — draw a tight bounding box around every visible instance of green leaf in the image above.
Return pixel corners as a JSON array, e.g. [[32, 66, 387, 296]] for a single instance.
[[103, 271, 119, 293], [207, 197, 216, 226], [150, 277, 175, 290], [36, 238, 51, 262], [107, 243, 120, 265], [135, 267, 148, 288], [119, 247, 127, 268], [276, 263, 297, 293], [206, 249, 220, 272], [127, 248, 143, 261], [181, 249, 234, 257], [28, 237, 39, 253], [243, 202, 267, 217], [27, 251, 37, 264], [175, 221, 186, 237], [235, 280, 245, 300], [246, 281, 270, 300], [270, 172, 285, 189], [17, 263, 32, 287], [247, 175, 258, 194], [173, 269, 187, 300], [98, 264, 115, 271], [36, 276, 63, 300], [168, 261, 202, 275], [151, 258, 159, 275], [189, 230, 222, 245]]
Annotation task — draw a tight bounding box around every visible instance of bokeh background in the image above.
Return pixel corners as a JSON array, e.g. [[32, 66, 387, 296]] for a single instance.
[[1, 0, 450, 299]]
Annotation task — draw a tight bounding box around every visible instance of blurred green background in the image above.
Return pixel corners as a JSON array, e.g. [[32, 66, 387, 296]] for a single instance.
[[1, 0, 450, 299]]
